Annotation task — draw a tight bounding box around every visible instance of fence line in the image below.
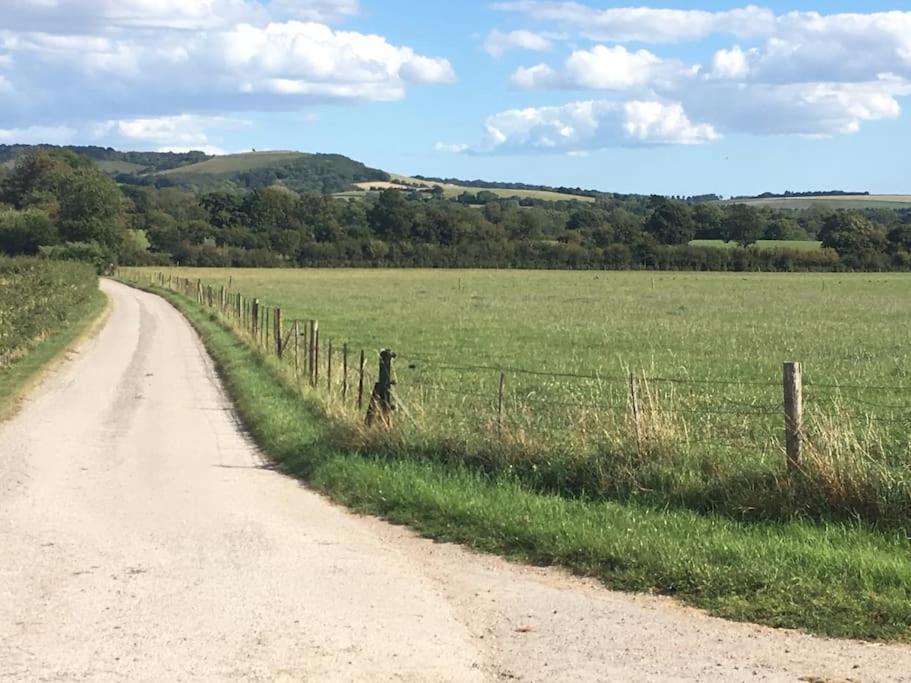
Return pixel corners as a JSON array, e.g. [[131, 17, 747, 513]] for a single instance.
[[121, 269, 911, 471]]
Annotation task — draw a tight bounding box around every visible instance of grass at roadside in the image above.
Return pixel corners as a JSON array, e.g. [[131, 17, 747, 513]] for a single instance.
[[0, 288, 107, 420], [139, 281, 911, 642]]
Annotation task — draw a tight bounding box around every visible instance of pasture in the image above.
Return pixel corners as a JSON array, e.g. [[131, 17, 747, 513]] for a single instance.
[[725, 195, 911, 210], [689, 239, 823, 251], [350, 173, 597, 203], [131, 267, 911, 529]]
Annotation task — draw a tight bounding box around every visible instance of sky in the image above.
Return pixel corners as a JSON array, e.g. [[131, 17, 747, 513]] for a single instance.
[[2, 0, 911, 196]]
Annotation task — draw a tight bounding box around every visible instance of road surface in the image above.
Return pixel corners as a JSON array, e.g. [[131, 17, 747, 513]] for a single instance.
[[1, 279, 909, 681]]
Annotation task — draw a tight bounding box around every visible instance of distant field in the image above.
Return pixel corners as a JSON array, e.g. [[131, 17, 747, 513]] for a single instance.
[[726, 195, 911, 210], [690, 240, 824, 251], [350, 174, 596, 203], [159, 151, 306, 176]]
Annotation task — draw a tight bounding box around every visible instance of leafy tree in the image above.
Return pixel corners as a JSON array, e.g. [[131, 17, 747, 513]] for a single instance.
[[368, 190, 413, 240], [0, 208, 58, 255], [723, 204, 765, 247], [58, 167, 128, 253], [692, 203, 724, 239], [819, 212, 888, 267], [645, 198, 695, 245]]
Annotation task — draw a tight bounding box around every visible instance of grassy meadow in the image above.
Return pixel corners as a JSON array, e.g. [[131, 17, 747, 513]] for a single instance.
[[725, 195, 911, 210], [689, 239, 823, 251], [125, 267, 911, 530], [124, 273, 911, 641]]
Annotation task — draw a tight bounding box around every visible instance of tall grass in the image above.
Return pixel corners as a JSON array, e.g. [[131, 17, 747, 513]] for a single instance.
[[120, 268, 911, 531]]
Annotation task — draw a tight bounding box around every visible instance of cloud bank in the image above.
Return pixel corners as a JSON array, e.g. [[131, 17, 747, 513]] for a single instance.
[[472, 4, 911, 154]]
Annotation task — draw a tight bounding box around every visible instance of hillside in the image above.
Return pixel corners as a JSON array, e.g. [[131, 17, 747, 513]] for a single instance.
[[0, 145, 389, 194]]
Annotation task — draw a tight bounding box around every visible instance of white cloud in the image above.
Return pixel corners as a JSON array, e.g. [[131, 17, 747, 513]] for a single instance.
[[710, 46, 752, 80], [159, 145, 227, 156], [512, 45, 691, 90], [484, 29, 553, 58], [0, 4, 453, 131], [3, 0, 360, 32], [493, 2, 776, 43], [434, 142, 469, 153], [479, 100, 717, 153], [0, 125, 76, 144], [494, 5, 911, 144], [92, 114, 252, 154]]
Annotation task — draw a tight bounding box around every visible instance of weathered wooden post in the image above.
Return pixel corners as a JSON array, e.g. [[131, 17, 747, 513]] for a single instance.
[[314, 328, 320, 385], [358, 350, 366, 410], [783, 362, 803, 471], [293, 321, 301, 383], [629, 370, 642, 454], [308, 320, 318, 386], [366, 349, 396, 427], [251, 299, 260, 339], [274, 308, 283, 358]]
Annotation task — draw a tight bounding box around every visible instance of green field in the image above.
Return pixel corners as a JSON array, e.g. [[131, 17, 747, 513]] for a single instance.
[[127, 267, 911, 530], [690, 239, 824, 251], [159, 150, 306, 176], [725, 195, 911, 210], [348, 173, 596, 203], [123, 267, 911, 640]]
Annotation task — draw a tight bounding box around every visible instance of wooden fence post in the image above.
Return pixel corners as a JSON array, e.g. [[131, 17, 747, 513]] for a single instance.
[[314, 328, 320, 385], [366, 349, 396, 427], [274, 308, 283, 358], [308, 320, 318, 386], [629, 370, 642, 454], [293, 321, 301, 383], [342, 344, 349, 401], [358, 350, 366, 410], [783, 362, 803, 471], [251, 299, 260, 338]]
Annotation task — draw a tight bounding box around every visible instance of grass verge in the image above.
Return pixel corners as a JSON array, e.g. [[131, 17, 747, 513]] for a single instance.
[[0, 288, 108, 421], [141, 282, 911, 642]]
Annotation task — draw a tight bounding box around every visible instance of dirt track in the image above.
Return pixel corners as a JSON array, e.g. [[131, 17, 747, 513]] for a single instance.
[[1, 279, 909, 681]]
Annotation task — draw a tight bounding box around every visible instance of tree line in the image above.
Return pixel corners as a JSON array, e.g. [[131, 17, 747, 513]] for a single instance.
[[1, 149, 909, 271]]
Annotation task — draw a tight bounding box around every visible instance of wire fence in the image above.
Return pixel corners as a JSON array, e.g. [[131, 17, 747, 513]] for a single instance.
[[121, 270, 911, 468]]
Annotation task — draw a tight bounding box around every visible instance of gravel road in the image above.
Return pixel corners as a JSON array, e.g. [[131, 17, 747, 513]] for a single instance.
[[1, 279, 909, 682]]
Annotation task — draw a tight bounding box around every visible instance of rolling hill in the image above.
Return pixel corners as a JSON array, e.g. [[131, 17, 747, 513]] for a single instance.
[[0, 145, 601, 202]]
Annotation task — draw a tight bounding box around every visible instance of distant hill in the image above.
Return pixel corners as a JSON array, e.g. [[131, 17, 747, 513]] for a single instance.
[[0, 144, 209, 172], [0, 145, 389, 194]]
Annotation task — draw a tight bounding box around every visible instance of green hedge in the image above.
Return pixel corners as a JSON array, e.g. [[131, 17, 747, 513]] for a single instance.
[[0, 257, 98, 368]]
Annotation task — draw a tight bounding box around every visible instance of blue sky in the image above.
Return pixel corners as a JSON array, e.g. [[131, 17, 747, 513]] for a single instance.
[[2, 1, 911, 196]]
